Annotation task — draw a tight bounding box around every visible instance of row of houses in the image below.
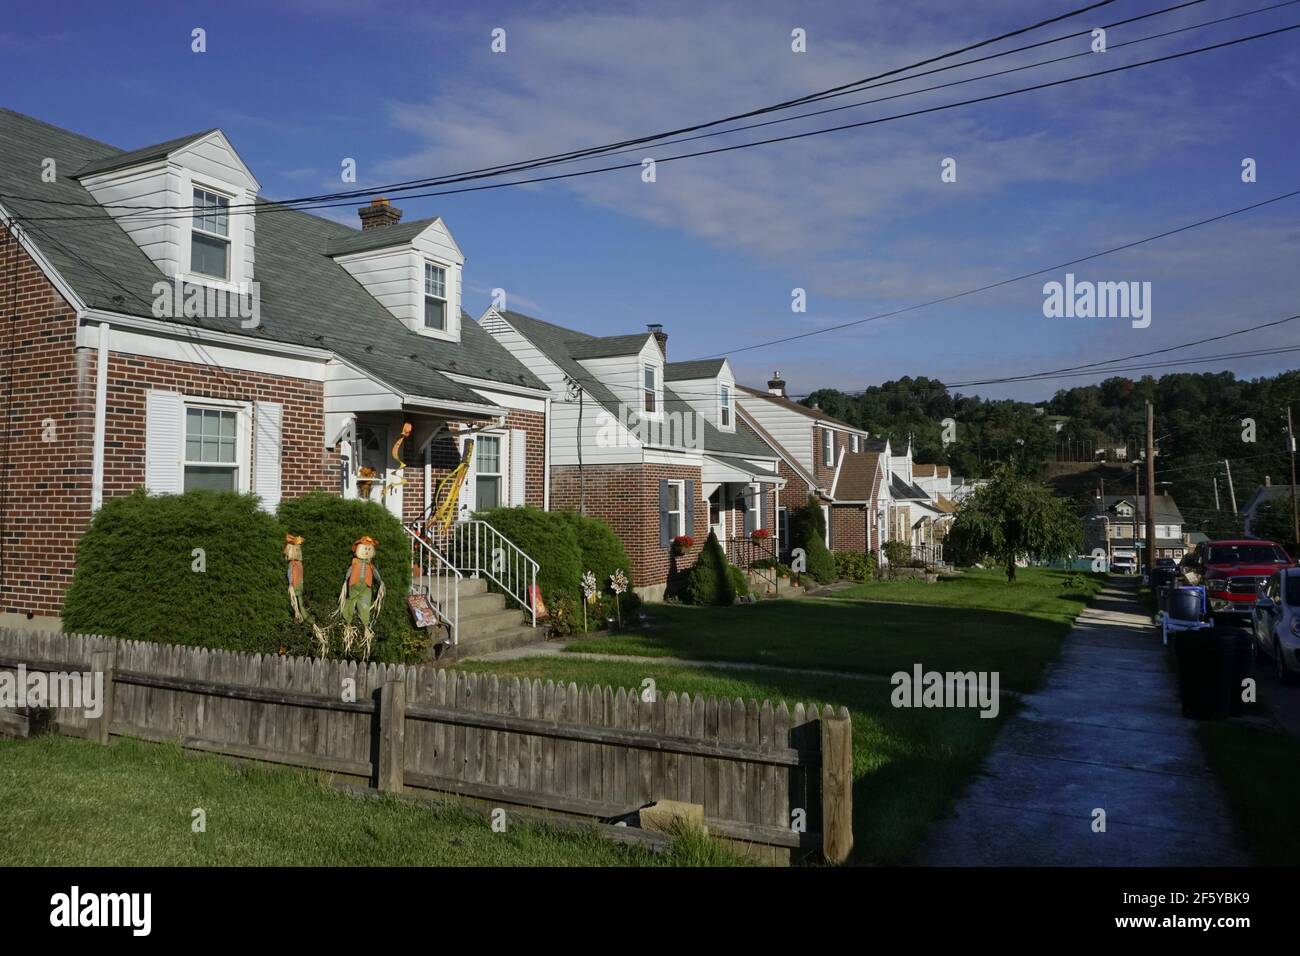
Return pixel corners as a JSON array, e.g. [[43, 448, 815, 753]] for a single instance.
[[0, 109, 962, 630]]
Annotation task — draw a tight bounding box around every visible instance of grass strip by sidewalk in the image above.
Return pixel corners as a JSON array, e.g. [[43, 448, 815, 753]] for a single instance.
[[567, 568, 1103, 693], [0, 734, 744, 867], [460, 655, 1006, 865]]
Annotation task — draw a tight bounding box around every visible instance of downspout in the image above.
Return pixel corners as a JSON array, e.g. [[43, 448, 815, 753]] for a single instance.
[[91, 322, 109, 511], [543, 395, 551, 511]]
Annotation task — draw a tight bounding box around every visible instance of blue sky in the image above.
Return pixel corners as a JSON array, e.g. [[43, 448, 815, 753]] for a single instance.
[[3, 0, 1298, 401]]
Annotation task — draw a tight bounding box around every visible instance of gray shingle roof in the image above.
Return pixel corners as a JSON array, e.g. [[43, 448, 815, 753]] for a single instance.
[[498, 309, 773, 460], [1099, 494, 1184, 525], [568, 333, 653, 359], [76, 129, 217, 177], [323, 217, 441, 257], [0, 109, 544, 403], [665, 359, 726, 381]]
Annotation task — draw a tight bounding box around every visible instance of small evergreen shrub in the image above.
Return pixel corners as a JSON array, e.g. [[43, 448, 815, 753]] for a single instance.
[[791, 500, 837, 584], [728, 564, 750, 599], [473, 506, 583, 610], [554, 510, 634, 596], [834, 550, 875, 583], [63, 490, 289, 652], [684, 531, 737, 606], [278, 492, 420, 662]]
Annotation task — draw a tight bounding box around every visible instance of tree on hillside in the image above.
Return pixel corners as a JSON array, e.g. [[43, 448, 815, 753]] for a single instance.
[[946, 463, 1083, 582], [1252, 497, 1298, 549]]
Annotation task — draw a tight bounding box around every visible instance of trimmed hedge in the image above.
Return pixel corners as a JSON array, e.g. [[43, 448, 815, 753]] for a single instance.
[[63, 490, 289, 652], [278, 492, 420, 662], [833, 549, 876, 583], [473, 506, 583, 609], [684, 531, 736, 606], [554, 510, 634, 596], [791, 500, 837, 584]]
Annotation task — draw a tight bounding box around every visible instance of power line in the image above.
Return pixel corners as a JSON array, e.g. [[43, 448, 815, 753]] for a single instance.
[[12, 21, 1300, 225]]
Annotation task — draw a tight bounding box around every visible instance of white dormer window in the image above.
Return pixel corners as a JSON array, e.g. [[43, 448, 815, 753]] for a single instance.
[[852, 435, 859, 453], [644, 366, 658, 414], [191, 187, 230, 280], [720, 384, 732, 428], [424, 263, 447, 331]]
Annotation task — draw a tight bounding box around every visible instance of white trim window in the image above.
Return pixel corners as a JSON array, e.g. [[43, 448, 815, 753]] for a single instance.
[[666, 479, 685, 538], [191, 187, 230, 280], [777, 505, 789, 548], [851, 435, 859, 453], [822, 428, 834, 467], [719, 384, 732, 429], [643, 365, 659, 414], [424, 262, 448, 331], [183, 402, 246, 491], [746, 483, 761, 533], [476, 434, 503, 510]]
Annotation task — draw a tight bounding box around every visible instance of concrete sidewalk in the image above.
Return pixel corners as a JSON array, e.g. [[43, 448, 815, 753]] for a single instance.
[[916, 579, 1249, 866]]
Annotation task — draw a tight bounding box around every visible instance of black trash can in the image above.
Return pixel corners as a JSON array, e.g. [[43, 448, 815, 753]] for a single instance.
[[1151, 567, 1176, 593], [1218, 627, 1254, 717], [1155, 585, 1172, 615], [1173, 627, 1222, 719]]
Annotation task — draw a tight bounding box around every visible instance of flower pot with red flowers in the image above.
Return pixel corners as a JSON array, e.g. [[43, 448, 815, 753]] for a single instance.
[[671, 534, 694, 557], [750, 527, 771, 541]]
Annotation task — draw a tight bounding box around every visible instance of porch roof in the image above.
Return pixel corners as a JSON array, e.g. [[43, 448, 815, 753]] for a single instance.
[[702, 455, 786, 487]]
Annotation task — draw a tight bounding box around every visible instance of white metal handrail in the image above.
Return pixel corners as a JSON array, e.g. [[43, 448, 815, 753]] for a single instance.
[[404, 523, 461, 646], [424, 520, 538, 627]]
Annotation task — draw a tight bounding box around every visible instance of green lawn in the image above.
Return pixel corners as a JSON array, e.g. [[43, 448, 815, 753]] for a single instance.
[[1197, 720, 1300, 866], [0, 734, 742, 867], [461, 655, 1006, 866], [570, 568, 1103, 692]]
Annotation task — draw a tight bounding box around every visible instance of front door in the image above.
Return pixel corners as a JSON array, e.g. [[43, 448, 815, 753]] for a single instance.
[[356, 421, 404, 520], [709, 488, 726, 545]]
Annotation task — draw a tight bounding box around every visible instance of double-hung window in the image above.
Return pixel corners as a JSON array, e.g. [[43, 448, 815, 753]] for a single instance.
[[719, 384, 732, 428], [822, 429, 834, 466], [424, 263, 447, 331], [476, 435, 502, 509], [191, 187, 230, 279], [184, 405, 239, 491], [666, 480, 684, 538], [851, 435, 859, 453], [643, 366, 658, 414]]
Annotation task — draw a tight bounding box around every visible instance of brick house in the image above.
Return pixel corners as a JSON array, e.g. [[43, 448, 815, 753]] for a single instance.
[[480, 309, 785, 599], [0, 109, 553, 633]]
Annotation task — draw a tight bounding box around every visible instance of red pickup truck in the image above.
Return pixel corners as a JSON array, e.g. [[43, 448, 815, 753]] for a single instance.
[[1180, 539, 1295, 616]]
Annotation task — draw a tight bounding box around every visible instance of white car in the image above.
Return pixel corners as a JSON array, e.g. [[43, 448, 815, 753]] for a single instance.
[[1110, 555, 1137, 574], [1251, 569, 1300, 685]]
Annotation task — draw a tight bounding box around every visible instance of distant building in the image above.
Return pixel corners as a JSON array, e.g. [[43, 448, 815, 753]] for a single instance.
[[1094, 494, 1189, 561]]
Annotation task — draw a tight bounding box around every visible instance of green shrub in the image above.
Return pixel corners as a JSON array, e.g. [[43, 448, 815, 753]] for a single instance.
[[278, 492, 420, 662], [684, 531, 736, 606], [473, 506, 583, 610], [728, 564, 750, 599], [64, 490, 289, 652], [883, 540, 917, 568], [834, 549, 875, 583], [791, 500, 837, 584], [554, 510, 634, 595]]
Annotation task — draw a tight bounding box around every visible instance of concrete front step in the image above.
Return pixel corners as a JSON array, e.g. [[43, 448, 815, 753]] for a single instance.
[[448, 624, 547, 659], [413, 575, 488, 596]]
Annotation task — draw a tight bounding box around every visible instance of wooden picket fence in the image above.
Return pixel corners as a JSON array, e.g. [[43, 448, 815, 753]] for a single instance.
[[0, 628, 853, 864]]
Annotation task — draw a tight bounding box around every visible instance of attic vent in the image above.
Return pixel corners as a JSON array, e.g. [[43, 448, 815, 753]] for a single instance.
[[481, 312, 509, 334]]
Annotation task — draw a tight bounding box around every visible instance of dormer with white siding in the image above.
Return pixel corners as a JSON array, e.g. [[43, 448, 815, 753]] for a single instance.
[[326, 200, 465, 343], [77, 129, 260, 291], [665, 358, 735, 433], [569, 332, 661, 420]]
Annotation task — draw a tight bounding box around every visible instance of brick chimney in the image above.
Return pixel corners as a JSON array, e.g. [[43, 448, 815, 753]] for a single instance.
[[358, 197, 402, 231], [767, 371, 786, 397], [646, 323, 667, 357]]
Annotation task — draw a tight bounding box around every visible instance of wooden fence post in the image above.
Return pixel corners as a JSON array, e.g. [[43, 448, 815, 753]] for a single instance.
[[87, 648, 116, 746], [820, 706, 852, 864], [378, 676, 406, 793]]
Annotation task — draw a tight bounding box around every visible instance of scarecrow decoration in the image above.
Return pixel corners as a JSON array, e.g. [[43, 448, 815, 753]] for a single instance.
[[338, 535, 385, 658], [284, 532, 330, 656], [283, 533, 307, 621]]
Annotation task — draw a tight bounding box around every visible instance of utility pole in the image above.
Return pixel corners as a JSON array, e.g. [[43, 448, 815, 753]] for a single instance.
[[1223, 459, 1238, 515], [1213, 476, 1220, 511], [1288, 404, 1298, 543], [1145, 400, 1157, 578]]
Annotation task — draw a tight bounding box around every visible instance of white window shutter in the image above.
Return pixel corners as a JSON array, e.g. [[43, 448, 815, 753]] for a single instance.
[[144, 390, 184, 495], [509, 429, 527, 507], [253, 401, 283, 513]]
